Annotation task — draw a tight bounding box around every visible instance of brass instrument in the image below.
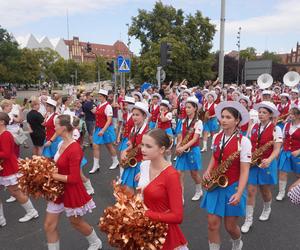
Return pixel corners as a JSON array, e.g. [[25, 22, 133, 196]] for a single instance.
[[0, 159, 3, 171], [251, 141, 274, 167], [120, 146, 139, 169], [202, 151, 240, 192]]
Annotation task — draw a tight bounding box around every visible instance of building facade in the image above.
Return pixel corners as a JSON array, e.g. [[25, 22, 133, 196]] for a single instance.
[[283, 42, 300, 72], [64, 36, 133, 63]]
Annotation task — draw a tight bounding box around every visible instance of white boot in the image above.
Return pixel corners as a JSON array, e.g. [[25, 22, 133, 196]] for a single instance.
[[47, 241, 59, 250], [86, 228, 102, 250], [276, 180, 287, 201], [191, 184, 203, 201], [109, 156, 119, 170], [241, 205, 254, 233], [89, 158, 100, 174], [18, 199, 39, 223], [259, 201, 271, 221], [209, 242, 220, 250], [231, 236, 243, 250], [6, 196, 16, 203], [84, 179, 95, 195], [0, 203, 6, 227], [201, 141, 207, 152]]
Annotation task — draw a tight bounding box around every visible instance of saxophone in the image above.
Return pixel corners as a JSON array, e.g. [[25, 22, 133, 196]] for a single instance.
[[277, 113, 289, 124], [202, 151, 240, 192], [120, 146, 139, 169], [179, 126, 195, 154], [251, 140, 274, 167]]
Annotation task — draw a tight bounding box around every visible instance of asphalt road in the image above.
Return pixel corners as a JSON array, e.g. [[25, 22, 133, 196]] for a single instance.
[[1, 91, 300, 250]]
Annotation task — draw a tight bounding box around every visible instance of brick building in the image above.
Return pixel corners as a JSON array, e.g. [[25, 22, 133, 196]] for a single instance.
[[64, 36, 133, 63], [282, 42, 300, 72]]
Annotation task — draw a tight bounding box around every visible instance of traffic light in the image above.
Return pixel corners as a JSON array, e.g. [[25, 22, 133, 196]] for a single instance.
[[86, 42, 92, 53], [160, 42, 172, 66], [106, 61, 114, 73]]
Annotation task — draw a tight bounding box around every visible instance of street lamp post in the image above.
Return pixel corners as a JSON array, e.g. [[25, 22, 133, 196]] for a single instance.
[[236, 27, 241, 85], [218, 0, 226, 87]]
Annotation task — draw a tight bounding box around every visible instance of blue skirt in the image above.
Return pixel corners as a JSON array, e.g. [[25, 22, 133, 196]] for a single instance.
[[121, 162, 141, 189], [118, 137, 129, 152], [93, 125, 116, 145], [80, 157, 88, 169], [203, 117, 219, 133], [248, 159, 278, 185], [149, 121, 156, 130], [200, 181, 247, 217], [164, 127, 174, 137], [42, 137, 62, 159], [175, 119, 183, 135], [278, 150, 300, 174], [175, 146, 202, 171]]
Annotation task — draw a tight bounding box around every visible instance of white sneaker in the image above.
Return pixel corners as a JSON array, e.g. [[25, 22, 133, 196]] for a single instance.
[[87, 239, 102, 250], [109, 161, 119, 170], [276, 191, 285, 201], [18, 209, 39, 223], [259, 208, 271, 221], [89, 165, 100, 174], [191, 190, 203, 201], [231, 239, 243, 250], [0, 216, 6, 227], [6, 196, 16, 203], [241, 220, 252, 233], [201, 147, 207, 152]]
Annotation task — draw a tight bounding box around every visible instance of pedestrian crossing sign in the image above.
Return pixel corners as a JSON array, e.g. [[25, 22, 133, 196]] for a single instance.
[[117, 56, 131, 73]]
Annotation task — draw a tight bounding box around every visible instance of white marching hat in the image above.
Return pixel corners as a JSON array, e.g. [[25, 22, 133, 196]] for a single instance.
[[98, 89, 108, 96], [132, 91, 143, 101], [131, 102, 149, 117], [273, 86, 281, 91], [160, 99, 172, 109], [182, 89, 192, 96], [186, 96, 199, 106], [246, 86, 252, 90], [238, 95, 252, 106], [280, 93, 290, 99], [179, 85, 187, 90], [151, 93, 162, 101], [291, 88, 299, 94], [205, 91, 217, 101], [262, 90, 272, 96], [253, 101, 280, 117], [215, 101, 250, 126], [46, 98, 57, 107], [124, 96, 135, 104]]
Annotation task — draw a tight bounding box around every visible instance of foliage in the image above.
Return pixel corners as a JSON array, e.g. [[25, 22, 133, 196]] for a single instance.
[[240, 47, 257, 61], [129, 2, 216, 85]]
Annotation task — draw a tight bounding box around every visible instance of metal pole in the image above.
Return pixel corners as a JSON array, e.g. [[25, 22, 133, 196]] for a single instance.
[[157, 66, 162, 89], [218, 0, 226, 87], [237, 27, 241, 85]]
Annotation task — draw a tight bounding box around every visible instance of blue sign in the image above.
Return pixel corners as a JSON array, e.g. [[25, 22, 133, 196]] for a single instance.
[[117, 55, 131, 73]]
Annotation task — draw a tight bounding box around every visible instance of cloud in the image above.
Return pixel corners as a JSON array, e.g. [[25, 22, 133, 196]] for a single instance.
[[211, 0, 300, 53], [214, 0, 300, 35], [0, 0, 126, 28]]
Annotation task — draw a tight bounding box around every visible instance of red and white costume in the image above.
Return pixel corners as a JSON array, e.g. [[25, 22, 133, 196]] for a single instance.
[[138, 162, 188, 250], [47, 142, 95, 217], [0, 131, 19, 186]]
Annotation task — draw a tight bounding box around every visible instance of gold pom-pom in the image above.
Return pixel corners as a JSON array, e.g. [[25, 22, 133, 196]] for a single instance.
[[99, 181, 168, 249], [18, 156, 64, 201]]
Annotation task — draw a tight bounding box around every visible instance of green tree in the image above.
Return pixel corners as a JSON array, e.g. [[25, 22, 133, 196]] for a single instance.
[[129, 2, 216, 84], [14, 48, 40, 84], [0, 26, 21, 83], [260, 50, 282, 63], [240, 47, 257, 61]]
